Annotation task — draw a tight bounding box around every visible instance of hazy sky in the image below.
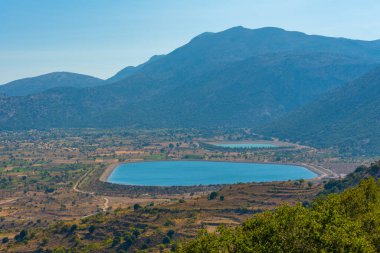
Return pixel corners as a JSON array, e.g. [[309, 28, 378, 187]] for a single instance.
[[1, 0, 380, 83]]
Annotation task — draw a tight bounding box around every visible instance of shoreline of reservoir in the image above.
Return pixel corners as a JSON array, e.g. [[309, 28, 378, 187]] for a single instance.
[[99, 163, 119, 183]]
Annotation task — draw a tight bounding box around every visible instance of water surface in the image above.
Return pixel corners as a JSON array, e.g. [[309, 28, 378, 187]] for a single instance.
[[108, 161, 316, 186], [212, 143, 279, 149]]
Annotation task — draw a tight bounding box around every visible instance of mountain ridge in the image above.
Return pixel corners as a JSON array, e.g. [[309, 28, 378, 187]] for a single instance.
[[0, 72, 104, 96], [106, 55, 166, 84]]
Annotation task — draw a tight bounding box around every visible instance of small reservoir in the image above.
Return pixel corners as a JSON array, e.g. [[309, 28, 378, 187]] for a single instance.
[[212, 143, 279, 149]]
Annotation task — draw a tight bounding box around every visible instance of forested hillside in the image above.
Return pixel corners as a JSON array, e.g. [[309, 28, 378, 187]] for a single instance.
[[261, 68, 380, 155], [179, 176, 380, 252]]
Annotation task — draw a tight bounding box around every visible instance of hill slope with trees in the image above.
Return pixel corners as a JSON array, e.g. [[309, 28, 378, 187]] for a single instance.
[[261, 68, 380, 155]]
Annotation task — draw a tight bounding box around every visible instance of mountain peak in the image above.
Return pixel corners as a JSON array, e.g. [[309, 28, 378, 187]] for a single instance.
[[220, 26, 288, 35], [224, 25, 248, 31], [227, 26, 285, 32]]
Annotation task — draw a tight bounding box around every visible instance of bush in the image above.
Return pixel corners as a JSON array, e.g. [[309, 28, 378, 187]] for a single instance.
[[44, 187, 55, 194], [88, 225, 95, 234], [133, 203, 141, 211], [132, 229, 140, 238], [164, 220, 175, 226], [208, 192, 218, 200], [15, 229, 28, 242], [162, 236, 171, 244], [122, 234, 135, 250], [167, 229, 175, 238], [69, 224, 77, 233]]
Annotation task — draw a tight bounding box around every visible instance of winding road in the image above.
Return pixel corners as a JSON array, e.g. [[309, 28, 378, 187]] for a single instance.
[[72, 168, 109, 217]]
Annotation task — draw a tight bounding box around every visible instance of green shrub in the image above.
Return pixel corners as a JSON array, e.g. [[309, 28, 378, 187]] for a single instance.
[[88, 225, 95, 234], [167, 229, 175, 238], [163, 236, 171, 244], [133, 203, 141, 211], [208, 192, 218, 200]]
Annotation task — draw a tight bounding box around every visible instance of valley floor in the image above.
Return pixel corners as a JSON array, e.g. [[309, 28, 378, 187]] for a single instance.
[[0, 128, 370, 252]]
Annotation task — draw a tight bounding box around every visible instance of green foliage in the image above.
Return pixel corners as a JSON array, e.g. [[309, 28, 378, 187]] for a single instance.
[[133, 203, 141, 211], [179, 178, 380, 252], [88, 225, 96, 234], [52, 247, 67, 253], [40, 237, 48, 246], [182, 154, 205, 160], [144, 154, 167, 160], [14, 229, 28, 242], [132, 229, 140, 238], [121, 234, 135, 250], [164, 219, 176, 227], [167, 229, 175, 238], [322, 161, 380, 195], [208, 192, 218, 200], [111, 236, 121, 248], [163, 236, 171, 244], [70, 224, 77, 231]]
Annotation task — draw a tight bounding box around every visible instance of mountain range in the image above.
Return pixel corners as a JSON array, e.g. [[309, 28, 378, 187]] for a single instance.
[[1, 26, 380, 154]]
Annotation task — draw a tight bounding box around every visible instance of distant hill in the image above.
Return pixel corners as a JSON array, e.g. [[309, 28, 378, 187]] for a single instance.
[[261, 68, 380, 155], [0, 72, 104, 96], [1, 26, 380, 132]]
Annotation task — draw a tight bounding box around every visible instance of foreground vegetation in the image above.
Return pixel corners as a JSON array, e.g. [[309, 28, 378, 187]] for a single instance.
[[179, 176, 380, 252]]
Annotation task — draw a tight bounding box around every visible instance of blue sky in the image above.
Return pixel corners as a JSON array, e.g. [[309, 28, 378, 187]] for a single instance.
[[1, 0, 380, 83]]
